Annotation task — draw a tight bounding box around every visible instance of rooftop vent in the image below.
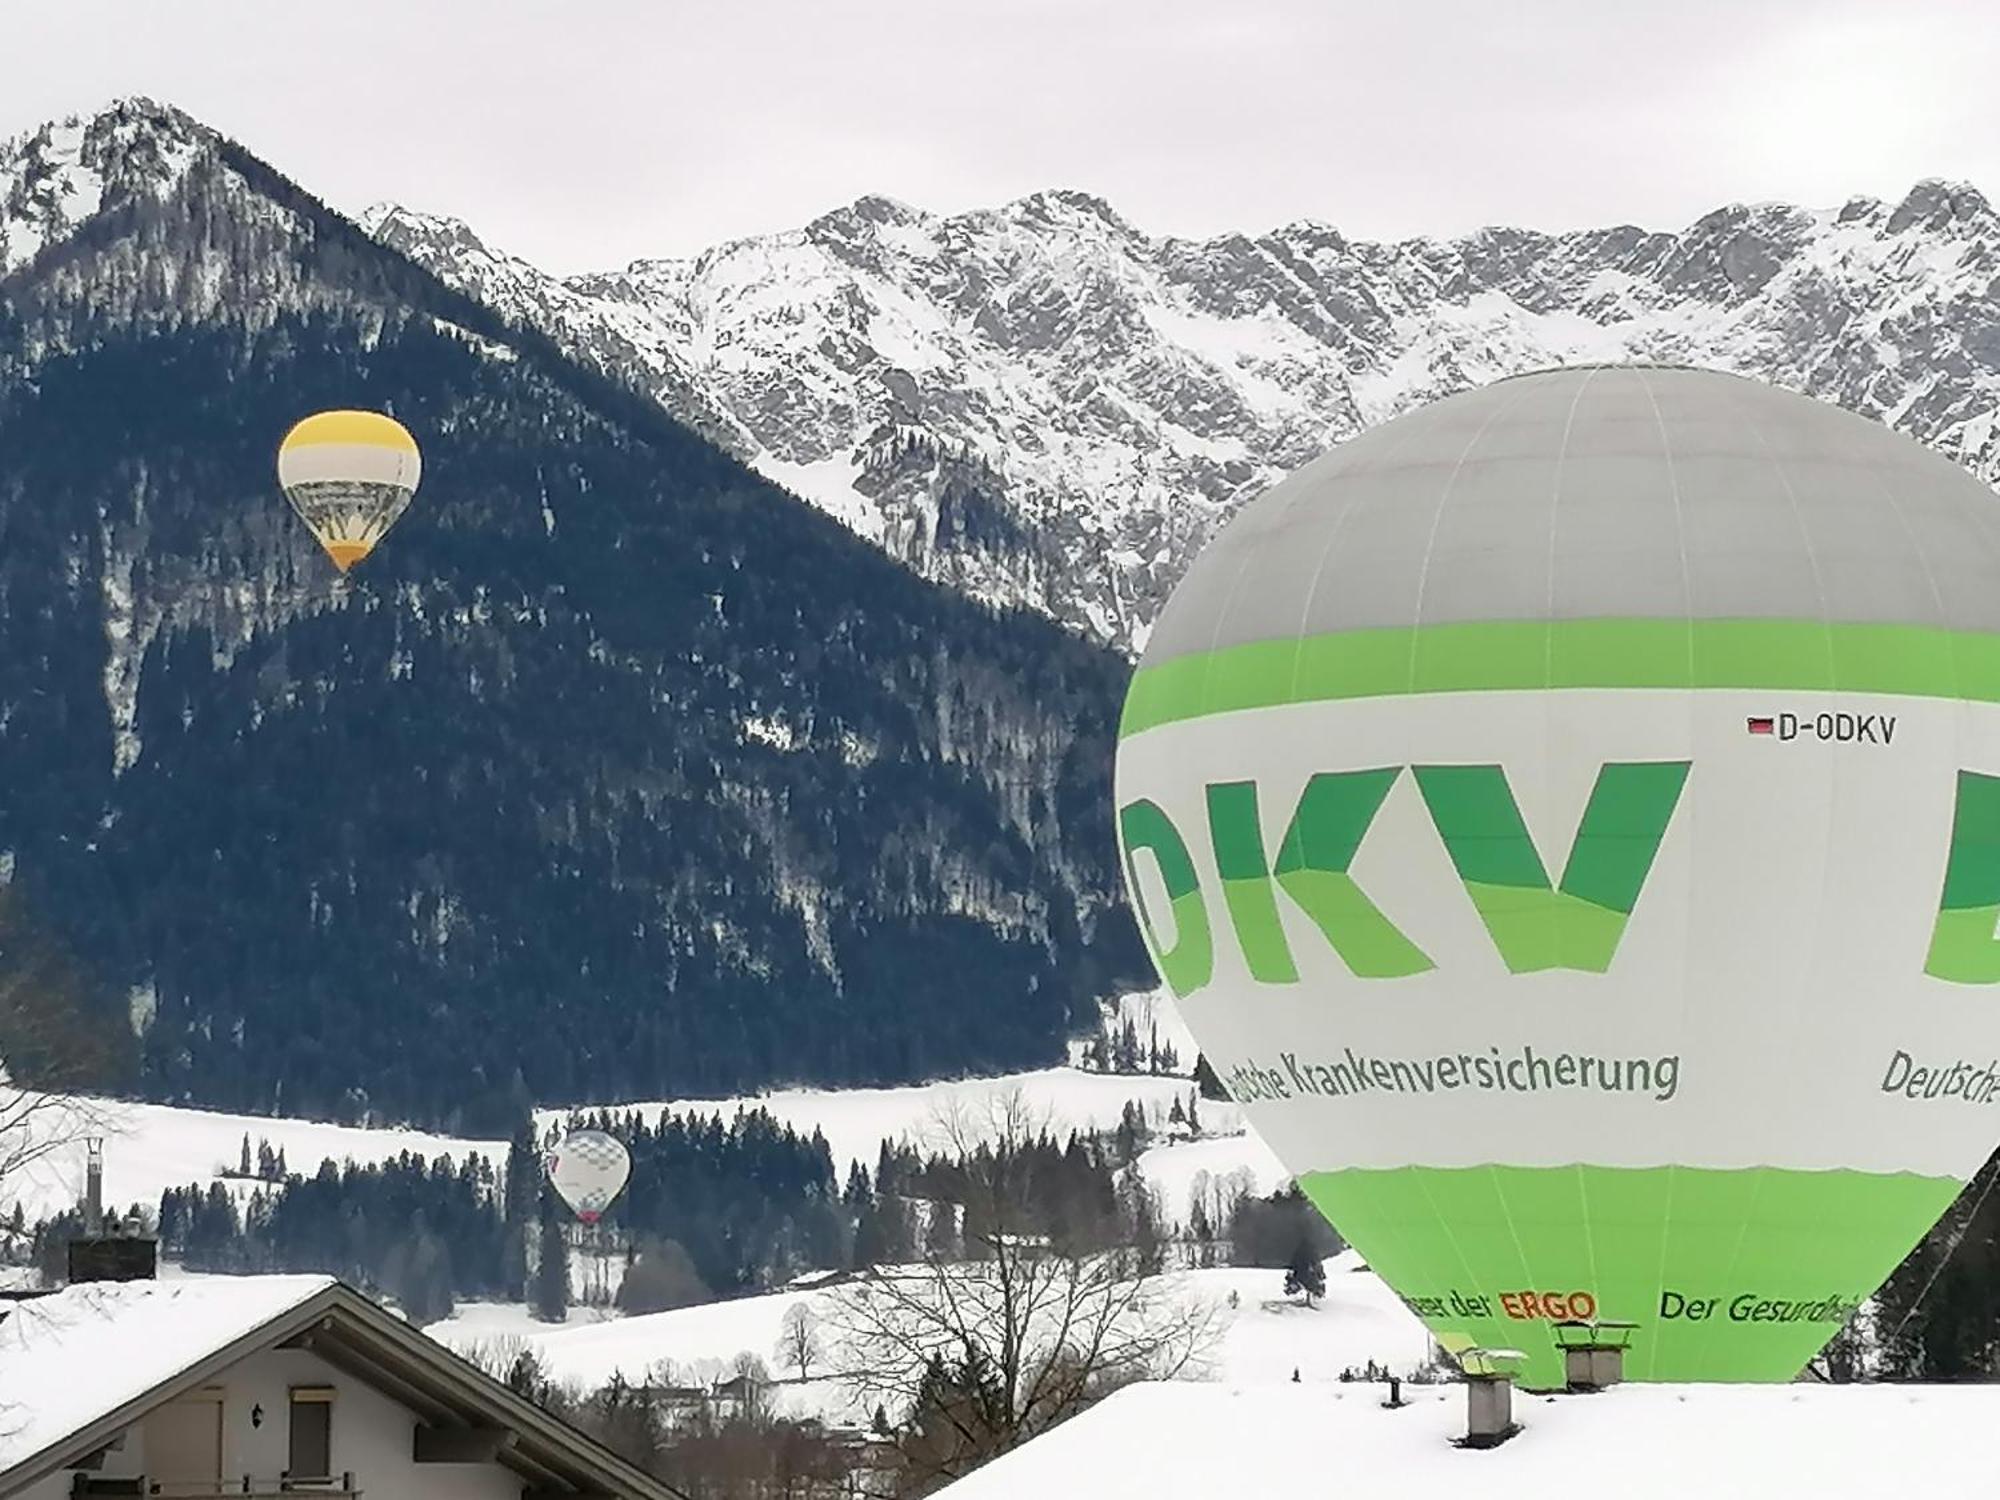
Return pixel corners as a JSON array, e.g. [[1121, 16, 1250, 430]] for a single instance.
[[1554, 1320, 1637, 1393], [1457, 1348, 1525, 1449]]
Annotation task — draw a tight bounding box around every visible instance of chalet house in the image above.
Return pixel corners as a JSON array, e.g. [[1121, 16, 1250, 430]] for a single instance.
[[0, 1271, 677, 1500]]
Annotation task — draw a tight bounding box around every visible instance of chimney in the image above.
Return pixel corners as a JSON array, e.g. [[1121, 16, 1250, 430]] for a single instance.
[[1457, 1348, 1524, 1449], [84, 1138, 104, 1235], [1554, 1320, 1635, 1393], [67, 1143, 158, 1285]]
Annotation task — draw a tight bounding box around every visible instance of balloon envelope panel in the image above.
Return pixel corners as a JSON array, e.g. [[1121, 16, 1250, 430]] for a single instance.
[[1115, 365, 2000, 1388]]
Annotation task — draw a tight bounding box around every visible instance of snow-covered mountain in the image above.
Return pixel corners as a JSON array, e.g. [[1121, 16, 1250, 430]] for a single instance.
[[0, 100, 209, 278], [368, 182, 2000, 651]]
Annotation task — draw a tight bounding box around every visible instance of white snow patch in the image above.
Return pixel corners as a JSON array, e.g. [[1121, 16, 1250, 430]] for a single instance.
[[1135, 1132, 1285, 1229], [932, 1377, 2000, 1499], [751, 451, 883, 541], [0, 1091, 496, 1224], [739, 713, 799, 751], [429, 1249, 1433, 1425], [126, 982, 157, 1038]]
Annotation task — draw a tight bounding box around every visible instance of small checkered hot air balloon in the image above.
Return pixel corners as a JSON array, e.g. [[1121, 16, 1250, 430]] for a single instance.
[[545, 1129, 631, 1225], [276, 410, 422, 573]]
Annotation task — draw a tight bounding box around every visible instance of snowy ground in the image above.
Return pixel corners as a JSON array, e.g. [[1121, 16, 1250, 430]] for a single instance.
[[930, 1378, 2000, 1499], [537, 1066, 1225, 1179], [0, 1090, 496, 1224], [1136, 1132, 1287, 1229], [5, 1066, 1278, 1245], [425, 1249, 1433, 1417], [1066, 988, 1198, 1070]]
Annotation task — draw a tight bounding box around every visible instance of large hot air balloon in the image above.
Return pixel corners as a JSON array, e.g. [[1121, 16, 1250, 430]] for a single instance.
[[276, 410, 421, 573], [1115, 363, 2000, 1389], [545, 1129, 631, 1225]]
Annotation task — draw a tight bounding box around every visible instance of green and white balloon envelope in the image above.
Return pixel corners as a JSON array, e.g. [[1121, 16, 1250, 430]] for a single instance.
[[1114, 365, 2000, 1388]]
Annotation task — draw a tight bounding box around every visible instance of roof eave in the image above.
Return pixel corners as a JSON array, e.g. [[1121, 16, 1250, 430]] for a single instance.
[[0, 1282, 679, 1500]]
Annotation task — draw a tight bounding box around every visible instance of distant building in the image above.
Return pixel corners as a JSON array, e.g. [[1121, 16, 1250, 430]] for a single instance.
[[706, 1372, 764, 1421], [0, 1266, 677, 1500]]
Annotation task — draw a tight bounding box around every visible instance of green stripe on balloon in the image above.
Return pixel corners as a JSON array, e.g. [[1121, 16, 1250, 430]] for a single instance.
[[1926, 771, 2000, 982], [1274, 770, 1434, 978], [1199, 770, 1435, 982], [1298, 1163, 1961, 1390], [1118, 798, 1213, 997], [1207, 781, 1300, 984], [1119, 619, 1992, 738], [1413, 762, 1690, 974]]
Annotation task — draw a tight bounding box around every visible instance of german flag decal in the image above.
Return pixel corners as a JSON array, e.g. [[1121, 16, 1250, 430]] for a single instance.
[[1747, 716, 1775, 735]]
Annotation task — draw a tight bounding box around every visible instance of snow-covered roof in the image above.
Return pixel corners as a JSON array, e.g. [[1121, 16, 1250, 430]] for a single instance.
[[933, 1378, 2000, 1499], [0, 1275, 680, 1500], [0, 1274, 334, 1472]]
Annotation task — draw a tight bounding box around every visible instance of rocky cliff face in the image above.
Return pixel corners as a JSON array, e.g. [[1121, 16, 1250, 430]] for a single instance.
[[372, 181, 2000, 651]]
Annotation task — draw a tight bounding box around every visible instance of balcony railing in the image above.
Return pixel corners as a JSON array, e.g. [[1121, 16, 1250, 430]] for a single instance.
[[74, 1475, 362, 1500]]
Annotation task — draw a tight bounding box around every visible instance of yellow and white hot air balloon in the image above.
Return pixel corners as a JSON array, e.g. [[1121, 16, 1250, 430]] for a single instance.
[[276, 410, 422, 573]]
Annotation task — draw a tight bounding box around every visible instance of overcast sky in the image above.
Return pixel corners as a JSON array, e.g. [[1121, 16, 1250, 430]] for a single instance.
[[8, 0, 1998, 275]]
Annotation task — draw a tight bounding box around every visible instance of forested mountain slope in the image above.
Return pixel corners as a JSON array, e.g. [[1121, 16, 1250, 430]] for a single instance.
[[0, 100, 1145, 1132]]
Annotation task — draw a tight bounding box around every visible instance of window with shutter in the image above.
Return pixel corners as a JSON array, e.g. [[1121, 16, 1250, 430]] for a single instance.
[[287, 1387, 334, 1481]]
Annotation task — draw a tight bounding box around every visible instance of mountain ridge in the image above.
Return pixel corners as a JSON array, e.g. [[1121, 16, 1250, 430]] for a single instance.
[[370, 174, 2000, 652]]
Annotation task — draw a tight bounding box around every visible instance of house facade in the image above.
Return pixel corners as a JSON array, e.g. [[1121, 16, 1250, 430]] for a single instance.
[[0, 1270, 675, 1500]]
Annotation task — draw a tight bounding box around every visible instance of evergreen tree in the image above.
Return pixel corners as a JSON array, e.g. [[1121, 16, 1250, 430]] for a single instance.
[[1114, 1019, 1142, 1074], [532, 1196, 570, 1324], [238, 1133, 252, 1176], [1194, 1053, 1229, 1101], [1284, 1240, 1327, 1306], [1190, 1193, 1215, 1269], [501, 1116, 540, 1300], [616, 1238, 710, 1314], [1229, 1183, 1343, 1269], [1114, 1100, 1141, 1165]]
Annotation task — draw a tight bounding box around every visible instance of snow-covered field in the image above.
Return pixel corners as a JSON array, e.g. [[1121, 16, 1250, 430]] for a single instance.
[[0, 1090, 496, 1224], [933, 1378, 2000, 1499], [426, 1249, 1432, 1418], [1137, 1133, 1287, 1228], [1066, 988, 1197, 1070], [537, 1066, 1227, 1178], [4, 1066, 1276, 1244]]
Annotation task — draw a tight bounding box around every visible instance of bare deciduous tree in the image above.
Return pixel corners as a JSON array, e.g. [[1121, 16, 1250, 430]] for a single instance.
[[825, 1091, 1223, 1493], [776, 1299, 822, 1381], [0, 883, 118, 1211]]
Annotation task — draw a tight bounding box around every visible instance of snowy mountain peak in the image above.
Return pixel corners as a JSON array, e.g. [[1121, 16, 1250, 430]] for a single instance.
[[1886, 177, 1995, 234], [0, 98, 217, 278], [363, 177, 2000, 651]]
